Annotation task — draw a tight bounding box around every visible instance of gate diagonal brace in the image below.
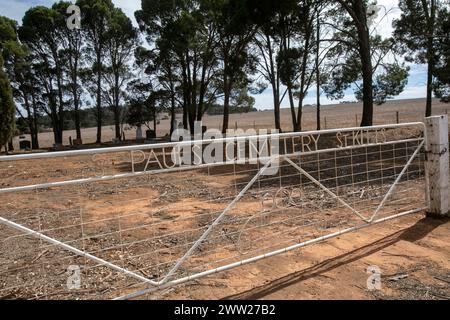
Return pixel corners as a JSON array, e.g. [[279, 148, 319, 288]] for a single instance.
[[0, 216, 160, 287], [282, 156, 370, 222], [369, 139, 425, 222], [159, 140, 426, 285], [283, 139, 425, 224], [159, 159, 277, 285]]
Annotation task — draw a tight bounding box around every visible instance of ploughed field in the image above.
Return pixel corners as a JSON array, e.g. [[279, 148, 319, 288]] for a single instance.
[[11, 98, 450, 150]]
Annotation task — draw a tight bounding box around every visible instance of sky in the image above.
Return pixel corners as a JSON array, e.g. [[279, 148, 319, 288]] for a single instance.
[[0, 0, 429, 110]]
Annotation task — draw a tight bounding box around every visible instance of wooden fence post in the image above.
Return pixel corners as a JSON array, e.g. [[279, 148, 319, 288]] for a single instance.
[[425, 115, 449, 217]]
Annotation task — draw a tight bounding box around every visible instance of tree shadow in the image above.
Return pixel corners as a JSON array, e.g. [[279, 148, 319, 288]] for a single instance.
[[223, 216, 449, 300]]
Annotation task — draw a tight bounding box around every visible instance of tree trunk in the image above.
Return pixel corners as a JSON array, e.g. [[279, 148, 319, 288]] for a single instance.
[[188, 109, 195, 136], [170, 95, 176, 136], [288, 87, 298, 131], [73, 55, 81, 140], [32, 93, 39, 149], [425, 0, 436, 117], [55, 59, 65, 146], [73, 80, 81, 140], [114, 74, 121, 140], [359, 37, 374, 127], [52, 116, 61, 146], [266, 34, 281, 132], [316, 9, 321, 131], [222, 76, 231, 134], [8, 138, 14, 152], [222, 95, 230, 134], [338, 0, 374, 127], [23, 94, 39, 149], [273, 93, 281, 132], [183, 102, 188, 130], [297, 24, 312, 132], [426, 56, 433, 117], [74, 98, 81, 140], [31, 132, 39, 150], [170, 81, 176, 136], [153, 107, 157, 133], [95, 51, 102, 144], [297, 98, 303, 132], [355, 1, 374, 127]]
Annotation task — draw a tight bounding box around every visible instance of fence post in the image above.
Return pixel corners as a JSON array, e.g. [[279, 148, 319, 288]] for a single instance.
[[425, 115, 449, 217]]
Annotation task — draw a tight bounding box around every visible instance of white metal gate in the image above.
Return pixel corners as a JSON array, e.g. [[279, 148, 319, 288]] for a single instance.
[[0, 122, 429, 300]]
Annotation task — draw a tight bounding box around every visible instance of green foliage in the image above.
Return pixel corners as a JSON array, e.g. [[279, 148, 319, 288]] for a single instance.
[[278, 48, 302, 90], [0, 55, 16, 148], [0, 16, 18, 45], [324, 22, 409, 106], [393, 0, 437, 64], [356, 64, 410, 105], [127, 80, 168, 129]]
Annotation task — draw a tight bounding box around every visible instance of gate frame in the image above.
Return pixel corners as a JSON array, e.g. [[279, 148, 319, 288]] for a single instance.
[[0, 119, 445, 300]]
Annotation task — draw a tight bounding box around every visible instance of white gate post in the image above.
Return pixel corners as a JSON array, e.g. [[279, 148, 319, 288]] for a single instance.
[[425, 115, 449, 217]]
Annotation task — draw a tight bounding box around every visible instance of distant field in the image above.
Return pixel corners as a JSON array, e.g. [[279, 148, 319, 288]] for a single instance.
[[12, 98, 450, 150]]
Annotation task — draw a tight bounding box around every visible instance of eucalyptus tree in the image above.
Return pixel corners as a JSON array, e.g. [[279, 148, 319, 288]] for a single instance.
[[282, 0, 318, 132], [53, 1, 84, 141], [394, 0, 448, 116], [126, 79, 153, 130], [135, 0, 185, 134], [2, 37, 42, 149], [19, 6, 67, 145], [332, 0, 376, 126], [252, 0, 291, 131], [127, 80, 168, 133], [0, 55, 15, 152], [0, 16, 41, 149], [77, 0, 114, 143], [0, 17, 17, 151], [179, 3, 220, 133], [135, 45, 182, 135], [252, 0, 319, 132], [324, 1, 409, 125], [136, 0, 220, 134], [13, 65, 42, 149], [102, 8, 138, 141], [313, 1, 335, 131], [211, 0, 258, 133]]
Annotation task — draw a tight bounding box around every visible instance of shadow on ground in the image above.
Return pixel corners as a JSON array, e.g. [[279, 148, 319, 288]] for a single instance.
[[223, 216, 449, 300]]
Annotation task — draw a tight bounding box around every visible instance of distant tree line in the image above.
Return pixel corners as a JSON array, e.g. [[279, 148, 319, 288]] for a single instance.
[[0, 0, 449, 151]]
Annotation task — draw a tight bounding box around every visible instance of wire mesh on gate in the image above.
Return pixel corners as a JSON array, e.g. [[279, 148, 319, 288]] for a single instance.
[[0, 123, 427, 300]]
